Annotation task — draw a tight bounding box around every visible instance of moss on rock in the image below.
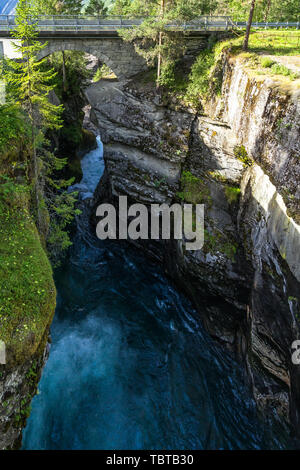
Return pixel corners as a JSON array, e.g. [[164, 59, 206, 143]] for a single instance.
[[0, 189, 56, 366]]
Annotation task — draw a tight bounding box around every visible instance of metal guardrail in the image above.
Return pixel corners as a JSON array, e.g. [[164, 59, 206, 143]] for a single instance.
[[235, 21, 300, 29], [0, 15, 298, 33], [0, 15, 235, 33]]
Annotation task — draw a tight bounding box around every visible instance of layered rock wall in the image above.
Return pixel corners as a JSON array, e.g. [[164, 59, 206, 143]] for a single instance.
[[89, 54, 300, 432]]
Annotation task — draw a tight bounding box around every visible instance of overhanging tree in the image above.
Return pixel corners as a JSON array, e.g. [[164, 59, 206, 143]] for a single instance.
[[34, 0, 84, 92]]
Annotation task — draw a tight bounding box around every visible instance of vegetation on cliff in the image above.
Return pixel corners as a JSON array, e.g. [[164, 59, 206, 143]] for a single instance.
[[2, 0, 80, 264], [0, 188, 56, 365], [0, 0, 84, 363], [184, 30, 300, 109]]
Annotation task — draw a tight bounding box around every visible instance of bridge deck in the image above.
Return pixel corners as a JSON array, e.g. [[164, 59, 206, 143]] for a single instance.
[[0, 15, 298, 38]]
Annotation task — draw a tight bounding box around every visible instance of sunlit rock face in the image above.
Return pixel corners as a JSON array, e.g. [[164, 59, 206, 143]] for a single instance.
[[89, 54, 299, 432], [207, 54, 300, 223], [87, 79, 192, 206], [238, 163, 300, 421], [206, 54, 300, 428]]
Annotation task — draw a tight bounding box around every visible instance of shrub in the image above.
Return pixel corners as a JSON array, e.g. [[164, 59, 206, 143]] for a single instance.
[[270, 63, 297, 79], [93, 63, 115, 82], [185, 50, 216, 107], [176, 171, 211, 205], [260, 57, 275, 68], [0, 104, 30, 158], [234, 145, 253, 167], [225, 186, 241, 204]]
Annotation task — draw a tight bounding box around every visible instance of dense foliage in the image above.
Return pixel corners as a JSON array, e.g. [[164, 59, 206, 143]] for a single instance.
[[46, 50, 91, 99], [1, 0, 80, 264], [31, 0, 300, 22], [0, 104, 30, 157], [109, 0, 299, 21], [85, 0, 108, 16]]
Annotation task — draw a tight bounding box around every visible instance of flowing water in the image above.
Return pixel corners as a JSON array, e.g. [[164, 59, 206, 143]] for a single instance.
[[22, 137, 290, 450]]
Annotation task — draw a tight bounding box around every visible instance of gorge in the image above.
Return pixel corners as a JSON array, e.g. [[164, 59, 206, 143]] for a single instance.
[[86, 50, 300, 436], [21, 132, 289, 450], [0, 31, 299, 450]]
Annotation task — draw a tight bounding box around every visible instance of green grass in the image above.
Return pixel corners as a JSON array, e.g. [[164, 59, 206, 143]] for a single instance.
[[218, 30, 300, 57], [0, 186, 56, 365], [269, 62, 297, 79], [184, 30, 300, 108], [237, 30, 300, 56], [260, 57, 275, 67], [259, 56, 298, 79]]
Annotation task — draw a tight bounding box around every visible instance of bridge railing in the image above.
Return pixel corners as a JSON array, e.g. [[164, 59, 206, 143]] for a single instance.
[[235, 21, 300, 29], [0, 15, 234, 32], [0, 15, 299, 32]]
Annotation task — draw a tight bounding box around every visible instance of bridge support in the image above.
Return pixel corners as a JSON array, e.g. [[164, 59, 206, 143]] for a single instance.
[[37, 38, 148, 80]]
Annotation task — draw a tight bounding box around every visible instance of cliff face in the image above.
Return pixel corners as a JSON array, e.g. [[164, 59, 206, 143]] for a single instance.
[[0, 335, 50, 449], [89, 54, 300, 433], [87, 79, 192, 206], [207, 54, 300, 425]]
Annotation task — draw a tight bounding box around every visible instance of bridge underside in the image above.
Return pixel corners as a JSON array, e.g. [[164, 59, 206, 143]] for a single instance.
[[36, 33, 215, 80], [37, 37, 148, 79], [1, 32, 219, 80], [0, 30, 216, 39]]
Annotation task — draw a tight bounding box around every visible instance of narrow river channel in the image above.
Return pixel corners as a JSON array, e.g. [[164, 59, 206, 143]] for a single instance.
[[22, 137, 289, 450]]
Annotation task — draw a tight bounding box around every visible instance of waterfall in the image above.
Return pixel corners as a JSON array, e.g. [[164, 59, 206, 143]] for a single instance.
[[68, 135, 104, 200]]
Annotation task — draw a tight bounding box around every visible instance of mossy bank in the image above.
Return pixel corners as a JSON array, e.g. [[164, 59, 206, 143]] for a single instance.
[[0, 189, 56, 449]]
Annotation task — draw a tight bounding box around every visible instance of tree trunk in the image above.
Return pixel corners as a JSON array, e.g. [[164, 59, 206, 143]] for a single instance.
[[25, 40, 41, 231], [29, 89, 41, 231], [243, 0, 256, 51], [157, 31, 163, 87], [32, 123, 41, 232], [156, 0, 165, 88], [264, 0, 271, 22], [62, 50, 67, 93]]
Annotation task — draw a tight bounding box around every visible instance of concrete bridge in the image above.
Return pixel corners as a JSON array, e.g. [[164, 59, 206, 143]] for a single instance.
[[0, 15, 235, 36], [1, 15, 298, 79], [0, 15, 234, 79]]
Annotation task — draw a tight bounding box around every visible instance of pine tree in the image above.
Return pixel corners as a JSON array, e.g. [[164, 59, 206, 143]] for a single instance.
[[4, 0, 63, 230], [85, 0, 108, 17], [110, 0, 132, 16], [119, 1, 188, 88], [3, 0, 80, 266]]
